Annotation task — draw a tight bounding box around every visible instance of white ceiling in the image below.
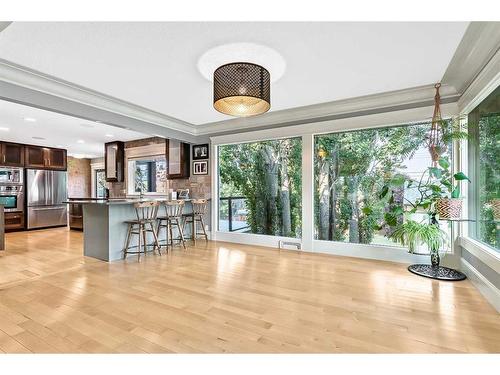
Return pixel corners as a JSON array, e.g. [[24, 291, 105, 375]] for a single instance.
[[0, 100, 147, 158], [0, 22, 469, 125]]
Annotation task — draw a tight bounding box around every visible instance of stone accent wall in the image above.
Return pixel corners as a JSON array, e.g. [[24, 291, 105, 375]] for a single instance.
[[67, 156, 92, 198]]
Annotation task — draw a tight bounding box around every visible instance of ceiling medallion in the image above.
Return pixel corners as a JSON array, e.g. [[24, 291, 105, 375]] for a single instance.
[[213, 62, 271, 117]]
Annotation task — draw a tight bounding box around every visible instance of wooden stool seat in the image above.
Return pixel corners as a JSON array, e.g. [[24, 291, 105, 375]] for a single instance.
[[123, 201, 160, 260], [156, 200, 187, 251], [182, 199, 209, 244]]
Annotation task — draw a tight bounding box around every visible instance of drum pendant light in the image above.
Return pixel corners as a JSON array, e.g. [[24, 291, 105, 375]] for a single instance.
[[213, 62, 270, 117]]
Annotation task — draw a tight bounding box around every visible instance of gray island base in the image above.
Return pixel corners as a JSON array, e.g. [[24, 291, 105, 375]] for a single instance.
[[69, 199, 208, 261]]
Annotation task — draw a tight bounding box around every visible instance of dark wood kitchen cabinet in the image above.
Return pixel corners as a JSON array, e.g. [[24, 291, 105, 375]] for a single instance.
[[24, 145, 67, 170], [4, 211, 25, 231], [0, 142, 24, 167], [105, 141, 124, 182], [46, 148, 67, 169], [166, 139, 190, 179]]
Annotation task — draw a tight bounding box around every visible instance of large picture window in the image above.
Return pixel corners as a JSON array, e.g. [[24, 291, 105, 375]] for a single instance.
[[314, 123, 451, 250], [468, 86, 499, 251], [218, 138, 302, 238]]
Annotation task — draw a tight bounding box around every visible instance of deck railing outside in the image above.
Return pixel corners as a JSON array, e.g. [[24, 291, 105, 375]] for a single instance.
[[219, 196, 250, 232]]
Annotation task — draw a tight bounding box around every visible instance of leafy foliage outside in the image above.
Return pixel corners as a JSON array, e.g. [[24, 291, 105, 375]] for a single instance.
[[314, 122, 448, 247], [476, 112, 500, 249]]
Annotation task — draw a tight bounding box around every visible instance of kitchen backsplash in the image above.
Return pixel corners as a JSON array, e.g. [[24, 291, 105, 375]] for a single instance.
[[67, 156, 92, 198]]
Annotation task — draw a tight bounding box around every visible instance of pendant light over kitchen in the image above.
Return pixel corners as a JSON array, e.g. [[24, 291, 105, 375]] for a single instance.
[[213, 62, 270, 117]]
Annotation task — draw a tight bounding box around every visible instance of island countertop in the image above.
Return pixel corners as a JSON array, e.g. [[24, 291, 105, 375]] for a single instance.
[[64, 197, 210, 205], [69, 197, 211, 261]]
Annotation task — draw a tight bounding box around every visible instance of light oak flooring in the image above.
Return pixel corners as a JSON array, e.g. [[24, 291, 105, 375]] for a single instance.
[[0, 227, 499, 353]]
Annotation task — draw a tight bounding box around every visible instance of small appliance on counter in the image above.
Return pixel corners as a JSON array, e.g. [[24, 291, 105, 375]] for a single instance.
[[26, 169, 68, 229], [177, 189, 189, 199]]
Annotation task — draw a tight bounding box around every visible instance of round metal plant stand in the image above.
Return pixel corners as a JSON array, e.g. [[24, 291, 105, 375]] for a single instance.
[[408, 264, 466, 281]]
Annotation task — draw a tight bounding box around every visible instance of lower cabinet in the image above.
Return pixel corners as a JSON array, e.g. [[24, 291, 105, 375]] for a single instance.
[[69, 203, 83, 230], [4, 212, 25, 231]]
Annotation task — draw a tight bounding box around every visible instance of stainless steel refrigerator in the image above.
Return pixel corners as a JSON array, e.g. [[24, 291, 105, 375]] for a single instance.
[[26, 169, 68, 229]]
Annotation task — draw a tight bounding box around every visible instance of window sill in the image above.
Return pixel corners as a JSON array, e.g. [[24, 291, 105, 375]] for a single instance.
[[458, 236, 500, 273]]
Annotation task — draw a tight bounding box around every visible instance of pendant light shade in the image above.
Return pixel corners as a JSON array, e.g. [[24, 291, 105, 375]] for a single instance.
[[213, 62, 270, 117]]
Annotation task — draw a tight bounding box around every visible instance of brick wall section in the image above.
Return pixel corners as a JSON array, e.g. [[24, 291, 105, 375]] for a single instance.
[[67, 156, 92, 198], [169, 174, 211, 199]]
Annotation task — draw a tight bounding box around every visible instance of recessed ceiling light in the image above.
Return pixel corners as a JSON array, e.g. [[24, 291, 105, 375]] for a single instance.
[[24, 117, 37, 122], [104, 134, 114, 138], [32, 136, 46, 140], [0, 127, 9, 131], [77, 140, 85, 144]]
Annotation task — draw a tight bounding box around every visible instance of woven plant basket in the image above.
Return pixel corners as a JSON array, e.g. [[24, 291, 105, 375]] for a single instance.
[[492, 199, 500, 221], [436, 198, 462, 220]]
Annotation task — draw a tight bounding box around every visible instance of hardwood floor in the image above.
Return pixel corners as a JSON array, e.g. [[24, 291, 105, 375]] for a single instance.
[[0, 227, 499, 353]]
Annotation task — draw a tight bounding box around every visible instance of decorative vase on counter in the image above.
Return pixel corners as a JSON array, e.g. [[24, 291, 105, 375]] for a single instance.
[[436, 198, 462, 220]]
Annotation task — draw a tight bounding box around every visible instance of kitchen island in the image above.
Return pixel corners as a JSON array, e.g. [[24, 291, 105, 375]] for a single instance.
[[66, 198, 210, 261]]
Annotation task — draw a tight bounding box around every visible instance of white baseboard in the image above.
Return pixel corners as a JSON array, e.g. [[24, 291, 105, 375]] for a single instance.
[[461, 258, 500, 313]]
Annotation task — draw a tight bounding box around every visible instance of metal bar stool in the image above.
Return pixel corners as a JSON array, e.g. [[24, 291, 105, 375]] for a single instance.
[[183, 199, 209, 244], [123, 201, 160, 260], [156, 200, 187, 251]]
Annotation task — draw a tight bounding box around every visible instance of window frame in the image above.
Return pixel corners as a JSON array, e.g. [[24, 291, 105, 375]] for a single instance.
[[210, 102, 460, 263]]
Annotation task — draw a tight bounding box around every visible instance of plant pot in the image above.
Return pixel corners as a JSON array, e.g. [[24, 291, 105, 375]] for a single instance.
[[436, 198, 462, 220], [491, 199, 500, 221]]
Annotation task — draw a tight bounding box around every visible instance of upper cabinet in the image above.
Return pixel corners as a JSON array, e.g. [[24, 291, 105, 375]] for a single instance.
[[46, 148, 67, 170], [166, 139, 190, 179], [0, 142, 25, 167], [105, 141, 124, 182], [24, 145, 67, 170], [0, 142, 66, 170]]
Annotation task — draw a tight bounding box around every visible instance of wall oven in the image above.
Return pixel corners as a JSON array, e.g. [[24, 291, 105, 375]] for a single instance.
[[0, 185, 24, 212]]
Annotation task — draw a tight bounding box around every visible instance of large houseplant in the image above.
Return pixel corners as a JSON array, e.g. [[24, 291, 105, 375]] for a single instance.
[[389, 218, 447, 266], [377, 116, 472, 266]]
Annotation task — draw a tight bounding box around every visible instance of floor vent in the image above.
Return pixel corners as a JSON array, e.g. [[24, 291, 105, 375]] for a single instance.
[[278, 240, 302, 251]]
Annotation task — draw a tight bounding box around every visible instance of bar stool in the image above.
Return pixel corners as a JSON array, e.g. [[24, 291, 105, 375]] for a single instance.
[[156, 200, 187, 251], [123, 201, 160, 260], [183, 199, 209, 244]]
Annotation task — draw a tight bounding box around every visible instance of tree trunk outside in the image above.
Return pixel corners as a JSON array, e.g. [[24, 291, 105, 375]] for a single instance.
[[328, 150, 339, 241], [279, 141, 292, 237], [348, 176, 360, 243], [318, 158, 330, 240], [261, 145, 279, 235]]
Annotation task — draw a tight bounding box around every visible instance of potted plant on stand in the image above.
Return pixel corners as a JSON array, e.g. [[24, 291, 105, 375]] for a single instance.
[[389, 218, 447, 267], [378, 154, 470, 280]]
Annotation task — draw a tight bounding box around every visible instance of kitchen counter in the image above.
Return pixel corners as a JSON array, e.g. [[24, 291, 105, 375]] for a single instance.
[[70, 198, 211, 261], [65, 198, 208, 205]]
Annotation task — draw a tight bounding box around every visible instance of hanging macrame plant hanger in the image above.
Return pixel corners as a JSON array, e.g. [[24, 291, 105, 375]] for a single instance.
[[427, 83, 445, 165]]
